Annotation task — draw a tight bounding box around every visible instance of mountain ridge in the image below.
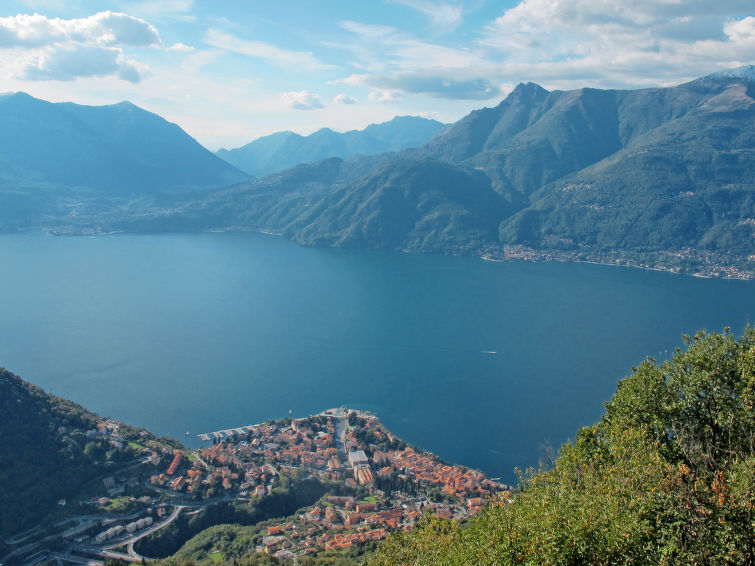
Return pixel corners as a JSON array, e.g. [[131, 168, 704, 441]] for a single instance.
[[2, 68, 753, 278], [125, 67, 753, 277], [216, 115, 448, 177], [0, 91, 249, 195]]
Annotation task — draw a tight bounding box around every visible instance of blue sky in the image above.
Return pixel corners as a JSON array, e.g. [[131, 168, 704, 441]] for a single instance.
[[0, 1, 753, 150]]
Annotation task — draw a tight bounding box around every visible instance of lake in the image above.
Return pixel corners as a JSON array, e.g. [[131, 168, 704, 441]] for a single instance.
[[1, 231, 753, 482]]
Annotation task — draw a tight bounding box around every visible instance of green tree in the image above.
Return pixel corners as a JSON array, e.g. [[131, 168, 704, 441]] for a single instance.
[[369, 328, 755, 565]]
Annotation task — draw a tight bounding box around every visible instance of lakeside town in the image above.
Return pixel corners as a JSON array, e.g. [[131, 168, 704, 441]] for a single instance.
[[488, 244, 755, 280], [3, 408, 509, 565], [157, 408, 509, 560]]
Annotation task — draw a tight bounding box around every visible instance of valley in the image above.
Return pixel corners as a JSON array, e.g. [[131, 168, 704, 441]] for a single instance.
[[1, 2, 754, 564], [2, 68, 754, 279]]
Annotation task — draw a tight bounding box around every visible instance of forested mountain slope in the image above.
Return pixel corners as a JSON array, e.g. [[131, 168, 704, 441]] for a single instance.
[[4, 68, 753, 277], [0, 92, 249, 230], [0, 368, 180, 538], [135, 68, 755, 276]]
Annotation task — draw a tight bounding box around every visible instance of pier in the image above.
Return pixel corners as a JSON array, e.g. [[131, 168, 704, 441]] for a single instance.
[[196, 409, 363, 444], [197, 425, 254, 443]]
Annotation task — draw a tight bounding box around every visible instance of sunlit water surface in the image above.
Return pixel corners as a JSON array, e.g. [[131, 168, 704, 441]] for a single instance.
[[2, 231, 753, 482]]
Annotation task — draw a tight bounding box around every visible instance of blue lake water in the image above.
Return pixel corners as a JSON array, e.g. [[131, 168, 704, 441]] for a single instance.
[[1, 231, 753, 483]]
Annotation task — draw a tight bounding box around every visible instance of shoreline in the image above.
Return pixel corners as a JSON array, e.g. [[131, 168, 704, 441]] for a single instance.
[[12, 226, 755, 281], [481, 249, 754, 281]]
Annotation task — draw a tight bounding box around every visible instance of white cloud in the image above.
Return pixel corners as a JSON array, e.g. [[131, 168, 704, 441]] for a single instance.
[[0, 11, 158, 83], [167, 42, 194, 52], [478, 0, 755, 88], [0, 11, 160, 47], [15, 43, 147, 82], [338, 20, 483, 69], [394, 0, 463, 34], [724, 16, 755, 43], [335, 20, 503, 100], [179, 49, 223, 72], [333, 2, 755, 102], [334, 93, 357, 104], [204, 29, 330, 70], [338, 21, 396, 41], [379, 74, 499, 99], [368, 90, 402, 103], [340, 71, 500, 99], [281, 90, 324, 110]]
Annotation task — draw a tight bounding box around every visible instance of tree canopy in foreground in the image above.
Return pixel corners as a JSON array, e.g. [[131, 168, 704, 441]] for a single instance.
[[369, 328, 755, 565]]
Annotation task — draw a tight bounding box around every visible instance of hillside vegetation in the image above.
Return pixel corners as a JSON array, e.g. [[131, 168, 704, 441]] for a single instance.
[[369, 328, 755, 565], [125, 69, 755, 277], [137, 476, 329, 560], [2, 70, 753, 276], [0, 368, 181, 537]]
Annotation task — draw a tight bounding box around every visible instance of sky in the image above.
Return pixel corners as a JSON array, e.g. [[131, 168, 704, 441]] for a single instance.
[[0, 1, 753, 150]]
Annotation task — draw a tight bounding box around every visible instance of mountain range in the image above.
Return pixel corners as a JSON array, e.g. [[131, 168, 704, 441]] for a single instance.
[[120, 66, 753, 275], [216, 115, 448, 177], [407, 70, 755, 261], [1, 67, 753, 276], [0, 92, 250, 229], [0, 92, 248, 194]]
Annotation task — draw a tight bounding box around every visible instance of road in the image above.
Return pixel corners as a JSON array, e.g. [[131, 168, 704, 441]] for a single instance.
[[192, 451, 210, 470], [2, 455, 155, 560], [68, 546, 139, 564], [4, 525, 43, 546], [53, 504, 185, 564], [100, 504, 183, 551], [124, 505, 184, 560], [334, 407, 347, 462], [48, 551, 100, 564], [3, 450, 253, 565]]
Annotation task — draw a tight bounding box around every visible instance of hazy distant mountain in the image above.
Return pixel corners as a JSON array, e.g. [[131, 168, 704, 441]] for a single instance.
[[4, 68, 753, 276], [131, 67, 753, 275], [216, 115, 447, 177], [0, 92, 248, 195]]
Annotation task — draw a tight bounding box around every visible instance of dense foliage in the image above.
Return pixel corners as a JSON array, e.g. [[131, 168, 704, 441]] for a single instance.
[[369, 328, 755, 565], [0, 367, 179, 538], [153, 521, 371, 566], [137, 476, 329, 559]]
